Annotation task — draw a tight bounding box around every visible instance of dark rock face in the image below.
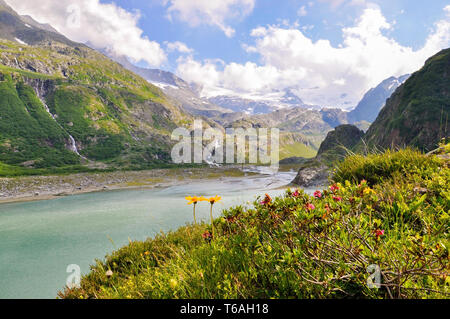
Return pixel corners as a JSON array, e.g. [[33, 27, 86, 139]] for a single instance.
[[291, 164, 329, 187], [291, 124, 364, 187], [317, 124, 365, 158], [364, 48, 450, 152]]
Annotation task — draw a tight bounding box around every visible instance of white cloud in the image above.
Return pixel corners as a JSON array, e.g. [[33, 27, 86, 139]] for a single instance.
[[165, 41, 193, 54], [163, 0, 255, 37], [298, 6, 307, 17], [6, 0, 167, 67], [445, 5, 450, 15], [176, 6, 450, 107]]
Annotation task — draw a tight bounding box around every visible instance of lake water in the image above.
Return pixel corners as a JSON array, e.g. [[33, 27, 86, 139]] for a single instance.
[[0, 169, 312, 299]]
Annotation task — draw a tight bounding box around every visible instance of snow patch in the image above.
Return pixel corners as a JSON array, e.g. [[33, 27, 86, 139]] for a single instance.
[[387, 80, 399, 91], [149, 81, 179, 90], [14, 38, 28, 46]]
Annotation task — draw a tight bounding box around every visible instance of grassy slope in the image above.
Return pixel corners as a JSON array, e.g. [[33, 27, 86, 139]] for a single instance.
[[0, 39, 191, 174], [279, 142, 317, 159], [364, 48, 450, 152], [278, 132, 318, 159], [61, 146, 449, 299], [0, 74, 80, 167]]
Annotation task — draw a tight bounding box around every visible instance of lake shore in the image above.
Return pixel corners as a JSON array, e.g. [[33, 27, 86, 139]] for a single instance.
[[0, 166, 262, 204]]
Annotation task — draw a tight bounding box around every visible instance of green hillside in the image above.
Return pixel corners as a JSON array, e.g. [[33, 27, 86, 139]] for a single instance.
[[0, 0, 196, 175], [364, 48, 450, 152], [0, 75, 79, 167], [279, 133, 317, 159], [0, 38, 191, 173]]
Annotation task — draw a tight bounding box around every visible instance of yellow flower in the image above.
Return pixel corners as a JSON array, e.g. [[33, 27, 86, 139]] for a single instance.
[[169, 278, 178, 289], [205, 195, 222, 204], [185, 196, 201, 205], [363, 188, 376, 195], [203, 195, 222, 239]]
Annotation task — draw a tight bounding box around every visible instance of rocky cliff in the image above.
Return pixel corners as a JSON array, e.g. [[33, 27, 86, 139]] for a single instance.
[[291, 124, 364, 186]]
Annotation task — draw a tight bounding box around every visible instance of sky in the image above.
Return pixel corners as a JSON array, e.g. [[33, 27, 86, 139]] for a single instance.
[[6, 0, 450, 109]]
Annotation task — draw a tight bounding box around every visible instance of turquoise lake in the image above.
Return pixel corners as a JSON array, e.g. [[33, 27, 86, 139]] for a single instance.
[[0, 170, 315, 299]]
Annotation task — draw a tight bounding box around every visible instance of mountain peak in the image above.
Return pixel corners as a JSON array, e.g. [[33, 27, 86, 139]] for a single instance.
[[0, 2, 77, 46], [348, 74, 410, 123]]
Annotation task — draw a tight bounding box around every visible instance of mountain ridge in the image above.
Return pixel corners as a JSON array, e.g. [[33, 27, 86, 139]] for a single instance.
[[0, 3, 194, 171], [101, 51, 232, 118], [348, 74, 410, 123], [363, 48, 450, 152]]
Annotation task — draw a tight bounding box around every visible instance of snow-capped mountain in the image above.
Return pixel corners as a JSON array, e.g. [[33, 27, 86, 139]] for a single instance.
[[348, 74, 410, 123], [98, 51, 232, 117], [208, 89, 318, 115]]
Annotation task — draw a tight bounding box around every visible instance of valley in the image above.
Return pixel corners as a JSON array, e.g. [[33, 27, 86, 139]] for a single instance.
[[0, 0, 449, 301], [0, 165, 258, 203]]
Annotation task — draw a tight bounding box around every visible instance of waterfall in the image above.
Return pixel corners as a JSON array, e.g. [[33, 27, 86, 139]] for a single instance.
[[68, 135, 81, 156], [34, 84, 82, 157], [204, 139, 221, 167]]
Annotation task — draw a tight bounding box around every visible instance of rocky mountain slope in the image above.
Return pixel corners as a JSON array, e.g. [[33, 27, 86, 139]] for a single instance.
[[218, 106, 351, 158], [104, 53, 232, 118], [214, 73, 406, 160], [0, 2, 191, 171], [291, 124, 364, 186], [208, 89, 315, 115], [348, 74, 410, 123], [220, 107, 349, 133], [364, 48, 450, 152]]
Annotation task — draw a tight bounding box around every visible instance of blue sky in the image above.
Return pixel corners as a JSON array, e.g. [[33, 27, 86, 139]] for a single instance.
[[8, 0, 450, 107], [106, 0, 450, 69]]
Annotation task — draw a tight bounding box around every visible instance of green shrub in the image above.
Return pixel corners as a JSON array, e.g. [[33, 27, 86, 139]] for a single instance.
[[332, 148, 442, 186]]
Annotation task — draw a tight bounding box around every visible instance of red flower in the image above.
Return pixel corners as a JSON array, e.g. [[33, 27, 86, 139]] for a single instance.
[[374, 229, 385, 237], [314, 190, 322, 198], [202, 230, 213, 241], [292, 189, 300, 197], [332, 196, 342, 202], [260, 193, 272, 205], [306, 203, 315, 210], [329, 184, 339, 192]]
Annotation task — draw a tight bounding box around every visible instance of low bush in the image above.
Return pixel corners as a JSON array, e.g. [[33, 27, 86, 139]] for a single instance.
[[332, 148, 442, 186]]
